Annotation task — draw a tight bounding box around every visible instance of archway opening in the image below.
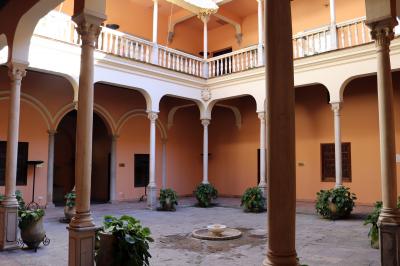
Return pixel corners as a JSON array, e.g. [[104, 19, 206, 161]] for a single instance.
[[53, 110, 111, 205]]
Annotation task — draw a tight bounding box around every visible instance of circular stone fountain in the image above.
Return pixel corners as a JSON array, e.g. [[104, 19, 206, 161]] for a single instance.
[[192, 224, 242, 241]]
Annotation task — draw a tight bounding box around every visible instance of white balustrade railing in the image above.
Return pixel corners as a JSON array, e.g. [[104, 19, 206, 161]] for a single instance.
[[34, 12, 398, 78], [158, 45, 204, 77], [207, 45, 259, 78], [98, 27, 153, 63]]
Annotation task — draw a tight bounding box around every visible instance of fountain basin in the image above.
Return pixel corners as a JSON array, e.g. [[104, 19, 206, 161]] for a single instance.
[[192, 225, 242, 241], [207, 224, 227, 236]]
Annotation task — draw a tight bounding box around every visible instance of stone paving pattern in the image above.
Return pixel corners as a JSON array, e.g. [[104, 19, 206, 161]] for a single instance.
[[0, 198, 379, 266]]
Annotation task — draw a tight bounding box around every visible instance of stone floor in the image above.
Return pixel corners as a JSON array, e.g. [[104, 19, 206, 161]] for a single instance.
[[0, 198, 379, 266]]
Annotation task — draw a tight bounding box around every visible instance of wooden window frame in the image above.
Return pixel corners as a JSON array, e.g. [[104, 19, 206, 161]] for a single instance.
[[0, 141, 29, 186], [321, 142, 352, 182], [134, 154, 149, 188]]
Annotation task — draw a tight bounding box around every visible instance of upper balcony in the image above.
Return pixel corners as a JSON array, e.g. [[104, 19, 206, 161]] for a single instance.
[[32, 11, 400, 80]]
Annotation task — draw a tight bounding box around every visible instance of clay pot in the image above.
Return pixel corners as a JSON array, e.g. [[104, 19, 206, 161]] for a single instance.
[[20, 217, 46, 250], [64, 206, 76, 220], [96, 232, 117, 266]]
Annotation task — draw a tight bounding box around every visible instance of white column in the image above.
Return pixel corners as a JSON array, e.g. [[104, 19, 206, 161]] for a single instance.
[[147, 112, 158, 209], [331, 103, 342, 187], [151, 0, 159, 65], [46, 130, 56, 208], [257, 0, 264, 66], [258, 112, 266, 188], [329, 0, 338, 49], [109, 135, 118, 202], [0, 62, 27, 251], [161, 140, 167, 189], [201, 14, 210, 78], [202, 119, 210, 184]]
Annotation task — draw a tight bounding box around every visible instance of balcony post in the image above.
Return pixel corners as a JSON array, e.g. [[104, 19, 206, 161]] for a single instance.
[[152, 0, 159, 65], [200, 14, 210, 78], [329, 0, 338, 49], [263, 0, 297, 265], [257, 0, 264, 66]]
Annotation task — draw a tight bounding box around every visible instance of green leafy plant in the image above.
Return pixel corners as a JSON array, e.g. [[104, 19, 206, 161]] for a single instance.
[[18, 208, 45, 230], [96, 215, 154, 266], [364, 197, 400, 249], [315, 186, 356, 219], [194, 183, 218, 208], [64, 191, 76, 207], [159, 189, 178, 211], [241, 187, 266, 213]]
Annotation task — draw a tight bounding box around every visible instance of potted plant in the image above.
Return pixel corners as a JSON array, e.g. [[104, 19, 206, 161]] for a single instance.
[[64, 191, 76, 221], [158, 188, 178, 211], [194, 183, 218, 207], [95, 215, 153, 266], [19, 208, 46, 251], [241, 187, 266, 213], [315, 186, 357, 220]]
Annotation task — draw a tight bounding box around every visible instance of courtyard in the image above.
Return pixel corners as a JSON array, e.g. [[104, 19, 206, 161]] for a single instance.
[[0, 198, 379, 266]]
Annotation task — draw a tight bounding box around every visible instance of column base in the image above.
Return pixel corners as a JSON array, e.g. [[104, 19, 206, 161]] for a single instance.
[[67, 225, 98, 266], [379, 221, 400, 266], [147, 186, 158, 210], [0, 204, 19, 250], [258, 183, 268, 207], [263, 251, 298, 266], [46, 202, 56, 209]]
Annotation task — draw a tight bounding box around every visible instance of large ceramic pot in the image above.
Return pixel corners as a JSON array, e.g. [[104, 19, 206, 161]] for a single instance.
[[96, 232, 117, 266], [64, 206, 76, 220], [20, 217, 46, 250]]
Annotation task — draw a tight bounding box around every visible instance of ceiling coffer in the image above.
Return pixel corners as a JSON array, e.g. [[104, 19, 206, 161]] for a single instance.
[[165, 0, 220, 15]]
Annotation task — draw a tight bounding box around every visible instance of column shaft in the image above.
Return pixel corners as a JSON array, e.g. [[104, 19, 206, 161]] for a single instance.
[[263, 0, 297, 265], [331, 103, 342, 187], [161, 140, 167, 189], [202, 119, 210, 184], [201, 15, 210, 78], [46, 130, 56, 207], [152, 0, 159, 64], [109, 135, 118, 202], [329, 0, 338, 49], [147, 112, 158, 209], [258, 112, 266, 187]]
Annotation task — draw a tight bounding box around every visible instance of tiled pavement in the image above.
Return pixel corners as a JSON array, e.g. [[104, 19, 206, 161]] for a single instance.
[[0, 198, 378, 266]]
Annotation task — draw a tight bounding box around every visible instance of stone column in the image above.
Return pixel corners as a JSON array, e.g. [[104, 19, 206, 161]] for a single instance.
[[147, 112, 158, 210], [161, 139, 167, 189], [109, 135, 118, 203], [68, 13, 104, 266], [202, 119, 210, 184], [368, 18, 400, 265], [151, 0, 159, 65], [258, 112, 267, 192], [0, 62, 27, 251], [329, 0, 338, 49], [263, 0, 297, 265], [257, 0, 264, 66], [200, 14, 210, 78], [331, 103, 343, 187], [46, 130, 56, 208]]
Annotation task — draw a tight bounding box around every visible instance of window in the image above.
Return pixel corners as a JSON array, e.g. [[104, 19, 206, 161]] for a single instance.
[[0, 141, 29, 186], [321, 142, 351, 182], [134, 154, 149, 188]]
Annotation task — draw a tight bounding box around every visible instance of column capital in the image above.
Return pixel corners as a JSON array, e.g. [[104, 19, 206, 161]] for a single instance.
[[111, 134, 120, 141], [201, 119, 210, 126], [199, 13, 211, 24], [370, 22, 396, 48], [256, 0, 263, 3], [47, 129, 57, 136], [73, 13, 104, 48], [152, 0, 158, 3], [148, 111, 158, 122], [257, 111, 266, 121], [331, 102, 342, 112], [7, 62, 27, 81]]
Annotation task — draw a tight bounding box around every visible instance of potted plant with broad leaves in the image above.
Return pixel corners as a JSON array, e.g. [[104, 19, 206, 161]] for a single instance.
[[364, 198, 400, 249], [241, 187, 266, 213], [158, 188, 178, 211], [64, 191, 76, 221], [95, 215, 153, 266], [194, 183, 218, 208], [315, 186, 357, 220], [19, 207, 46, 251]]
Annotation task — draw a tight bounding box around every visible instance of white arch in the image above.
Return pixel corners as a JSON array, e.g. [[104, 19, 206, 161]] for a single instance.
[[167, 103, 242, 129], [0, 34, 8, 64], [116, 109, 168, 140]]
